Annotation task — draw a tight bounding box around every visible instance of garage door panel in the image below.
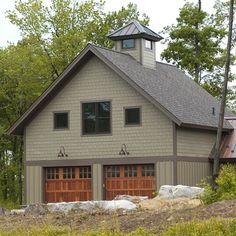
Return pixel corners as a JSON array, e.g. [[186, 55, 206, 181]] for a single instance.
[[45, 167, 92, 203], [104, 164, 155, 200]]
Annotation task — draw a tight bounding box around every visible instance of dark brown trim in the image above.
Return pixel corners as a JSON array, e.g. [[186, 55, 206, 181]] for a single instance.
[[23, 129, 27, 205], [209, 158, 236, 164], [139, 38, 143, 64], [177, 156, 210, 163], [181, 122, 232, 132], [25, 155, 211, 167], [41, 167, 45, 203], [173, 122, 178, 185]]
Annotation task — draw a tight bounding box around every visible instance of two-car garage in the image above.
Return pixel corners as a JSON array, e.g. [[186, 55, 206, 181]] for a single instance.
[[45, 164, 155, 203]]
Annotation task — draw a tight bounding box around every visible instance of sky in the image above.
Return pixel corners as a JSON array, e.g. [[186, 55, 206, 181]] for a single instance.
[[0, 0, 217, 60]]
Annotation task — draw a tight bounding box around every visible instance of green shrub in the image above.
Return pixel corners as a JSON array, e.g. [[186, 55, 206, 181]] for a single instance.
[[200, 164, 236, 204], [163, 218, 236, 236], [0, 199, 20, 209]]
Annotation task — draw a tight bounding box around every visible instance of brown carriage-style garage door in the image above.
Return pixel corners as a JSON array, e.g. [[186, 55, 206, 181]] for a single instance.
[[45, 166, 92, 203], [104, 164, 155, 200]]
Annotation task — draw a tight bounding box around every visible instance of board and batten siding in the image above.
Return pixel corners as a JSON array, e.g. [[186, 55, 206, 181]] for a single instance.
[[156, 161, 174, 190], [177, 128, 216, 157], [25, 166, 43, 204], [25, 56, 173, 161], [177, 161, 211, 186]]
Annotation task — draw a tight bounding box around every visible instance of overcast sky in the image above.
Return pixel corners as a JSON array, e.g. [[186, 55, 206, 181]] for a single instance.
[[0, 0, 221, 60]]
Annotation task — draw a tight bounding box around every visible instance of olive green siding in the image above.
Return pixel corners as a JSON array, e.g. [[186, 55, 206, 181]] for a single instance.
[[25, 56, 173, 161], [114, 39, 141, 62], [25, 166, 43, 204], [92, 164, 103, 200], [156, 161, 174, 190], [177, 161, 211, 186], [141, 39, 156, 69], [177, 128, 216, 157]]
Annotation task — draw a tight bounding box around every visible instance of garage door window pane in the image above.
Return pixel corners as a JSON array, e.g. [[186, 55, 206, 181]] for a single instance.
[[63, 167, 75, 179], [105, 166, 120, 178], [142, 165, 154, 177], [46, 168, 59, 179], [79, 166, 92, 178], [124, 166, 137, 177]]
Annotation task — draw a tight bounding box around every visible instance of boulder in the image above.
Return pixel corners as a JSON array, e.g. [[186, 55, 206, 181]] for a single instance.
[[114, 195, 148, 204], [47, 200, 137, 213], [24, 204, 48, 215], [159, 185, 204, 199]]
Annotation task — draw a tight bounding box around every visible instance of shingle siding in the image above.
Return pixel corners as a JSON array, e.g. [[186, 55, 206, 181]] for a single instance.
[[25, 56, 173, 161], [177, 128, 216, 157], [141, 39, 156, 69]]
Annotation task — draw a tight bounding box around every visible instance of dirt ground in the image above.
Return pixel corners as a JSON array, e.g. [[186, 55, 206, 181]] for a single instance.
[[0, 199, 236, 233]]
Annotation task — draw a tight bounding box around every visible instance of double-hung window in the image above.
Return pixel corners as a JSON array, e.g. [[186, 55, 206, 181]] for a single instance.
[[82, 101, 111, 135]]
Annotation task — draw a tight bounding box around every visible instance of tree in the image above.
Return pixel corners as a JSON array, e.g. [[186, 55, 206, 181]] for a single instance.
[[161, 1, 228, 85], [213, 0, 235, 181], [7, 0, 149, 79]]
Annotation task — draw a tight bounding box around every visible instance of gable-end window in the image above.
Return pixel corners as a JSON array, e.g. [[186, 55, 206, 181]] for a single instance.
[[125, 107, 141, 126], [145, 40, 152, 50], [82, 101, 111, 135], [54, 112, 69, 129], [122, 39, 135, 49]]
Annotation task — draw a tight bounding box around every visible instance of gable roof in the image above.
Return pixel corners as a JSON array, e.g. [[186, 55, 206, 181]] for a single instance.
[[107, 20, 163, 42], [8, 43, 233, 135]]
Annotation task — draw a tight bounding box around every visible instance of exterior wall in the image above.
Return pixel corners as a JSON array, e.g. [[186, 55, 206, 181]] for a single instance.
[[177, 128, 216, 157], [25, 56, 173, 161], [115, 39, 141, 62], [156, 161, 174, 190], [92, 164, 103, 200], [177, 161, 211, 186], [141, 39, 156, 69], [25, 166, 42, 204]]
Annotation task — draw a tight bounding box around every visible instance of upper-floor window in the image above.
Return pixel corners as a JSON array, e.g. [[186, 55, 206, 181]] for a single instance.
[[145, 40, 152, 50], [82, 101, 111, 135], [122, 39, 135, 49], [54, 112, 69, 129], [125, 107, 141, 126]]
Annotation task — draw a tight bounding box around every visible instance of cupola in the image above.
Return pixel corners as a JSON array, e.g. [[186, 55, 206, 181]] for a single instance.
[[108, 20, 163, 69]]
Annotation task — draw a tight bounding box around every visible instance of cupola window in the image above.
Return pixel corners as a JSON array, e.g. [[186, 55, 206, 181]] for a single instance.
[[145, 39, 152, 50], [122, 39, 135, 49]]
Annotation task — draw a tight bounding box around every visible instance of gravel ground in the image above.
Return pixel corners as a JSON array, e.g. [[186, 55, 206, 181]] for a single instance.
[[0, 199, 236, 233]]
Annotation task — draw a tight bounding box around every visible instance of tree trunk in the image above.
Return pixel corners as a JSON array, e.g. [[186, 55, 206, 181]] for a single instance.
[[18, 137, 23, 205], [213, 0, 234, 184]]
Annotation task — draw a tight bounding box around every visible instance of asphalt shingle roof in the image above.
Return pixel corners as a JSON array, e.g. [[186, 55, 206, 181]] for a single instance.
[[94, 45, 233, 129]]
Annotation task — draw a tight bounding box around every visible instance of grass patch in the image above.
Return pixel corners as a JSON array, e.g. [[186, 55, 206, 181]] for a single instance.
[[0, 226, 155, 236], [0, 200, 20, 209], [163, 218, 236, 236]]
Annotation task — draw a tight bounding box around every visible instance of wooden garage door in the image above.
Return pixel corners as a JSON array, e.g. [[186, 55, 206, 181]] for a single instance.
[[104, 164, 155, 200], [45, 166, 92, 203]]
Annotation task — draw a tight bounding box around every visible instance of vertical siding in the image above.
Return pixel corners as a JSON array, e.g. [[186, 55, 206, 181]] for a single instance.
[[115, 39, 141, 62], [92, 164, 103, 200], [141, 39, 156, 69], [25, 56, 173, 161], [177, 128, 216, 157], [26, 166, 42, 204], [177, 161, 211, 186], [156, 161, 174, 191]]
